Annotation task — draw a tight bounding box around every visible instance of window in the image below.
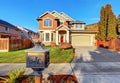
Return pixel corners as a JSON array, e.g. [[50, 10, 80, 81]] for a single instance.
[[51, 33, 53, 41], [44, 18, 52, 27], [60, 22, 63, 25], [76, 24, 82, 28], [45, 33, 49, 41], [5, 27, 9, 31]]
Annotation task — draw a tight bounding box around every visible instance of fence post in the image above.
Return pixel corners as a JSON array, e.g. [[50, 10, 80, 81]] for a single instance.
[[7, 38, 10, 52]]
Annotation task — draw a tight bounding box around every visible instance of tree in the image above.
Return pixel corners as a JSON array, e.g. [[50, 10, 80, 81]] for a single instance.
[[96, 6, 106, 40], [105, 4, 117, 40], [97, 4, 117, 40]]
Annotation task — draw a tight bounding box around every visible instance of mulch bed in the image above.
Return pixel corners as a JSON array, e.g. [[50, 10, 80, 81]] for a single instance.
[[0, 75, 35, 83]]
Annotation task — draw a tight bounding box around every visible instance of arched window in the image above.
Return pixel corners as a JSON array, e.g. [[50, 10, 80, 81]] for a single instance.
[[44, 18, 52, 27]]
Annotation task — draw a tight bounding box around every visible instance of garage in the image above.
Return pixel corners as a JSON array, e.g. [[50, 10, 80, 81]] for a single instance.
[[70, 30, 97, 46], [71, 35, 92, 46]]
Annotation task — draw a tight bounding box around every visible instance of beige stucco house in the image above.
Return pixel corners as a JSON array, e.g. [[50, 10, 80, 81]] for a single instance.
[[37, 11, 97, 46]]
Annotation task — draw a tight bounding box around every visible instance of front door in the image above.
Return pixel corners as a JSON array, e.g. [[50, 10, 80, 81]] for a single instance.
[[60, 35, 64, 43]]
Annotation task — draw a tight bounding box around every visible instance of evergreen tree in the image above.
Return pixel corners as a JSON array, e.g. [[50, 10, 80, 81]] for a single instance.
[[97, 4, 117, 40], [96, 6, 106, 40], [106, 4, 117, 40]]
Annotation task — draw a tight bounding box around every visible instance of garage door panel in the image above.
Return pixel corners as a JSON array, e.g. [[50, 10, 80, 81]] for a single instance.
[[71, 35, 91, 46]]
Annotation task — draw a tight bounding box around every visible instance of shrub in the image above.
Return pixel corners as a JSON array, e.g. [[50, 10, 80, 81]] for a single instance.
[[59, 43, 72, 49], [0, 68, 25, 83]]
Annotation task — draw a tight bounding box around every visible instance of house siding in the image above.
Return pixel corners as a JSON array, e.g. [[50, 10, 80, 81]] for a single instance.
[[0, 24, 21, 39], [38, 13, 58, 30]]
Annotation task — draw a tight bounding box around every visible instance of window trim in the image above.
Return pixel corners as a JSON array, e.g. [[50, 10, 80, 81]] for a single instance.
[[43, 32, 53, 42], [43, 18, 52, 27], [75, 24, 82, 28], [45, 33, 50, 41], [5, 27, 10, 31]]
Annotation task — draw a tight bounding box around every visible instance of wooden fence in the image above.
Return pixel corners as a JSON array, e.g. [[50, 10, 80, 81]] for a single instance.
[[96, 39, 120, 50], [0, 38, 32, 52]]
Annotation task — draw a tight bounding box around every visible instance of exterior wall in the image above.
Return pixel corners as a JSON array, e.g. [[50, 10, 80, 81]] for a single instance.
[[28, 32, 39, 39], [64, 21, 68, 26], [60, 13, 73, 21], [40, 31, 56, 46], [52, 12, 66, 22], [71, 32, 96, 46], [17, 26, 39, 39], [71, 24, 85, 30], [38, 13, 58, 31], [0, 24, 21, 39]]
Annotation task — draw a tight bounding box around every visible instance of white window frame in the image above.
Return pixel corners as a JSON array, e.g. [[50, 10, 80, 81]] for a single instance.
[[43, 18, 52, 27], [43, 31, 53, 42], [76, 24, 82, 28]]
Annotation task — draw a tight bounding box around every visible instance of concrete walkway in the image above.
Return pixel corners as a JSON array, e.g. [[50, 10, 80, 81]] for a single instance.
[[1, 46, 120, 83]]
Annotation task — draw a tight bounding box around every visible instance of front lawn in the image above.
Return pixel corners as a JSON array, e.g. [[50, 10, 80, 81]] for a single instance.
[[48, 47, 74, 63], [0, 47, 74, 63]]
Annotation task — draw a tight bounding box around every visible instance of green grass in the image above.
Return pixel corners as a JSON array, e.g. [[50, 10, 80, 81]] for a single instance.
[[0, 47, 74, 63], [48, 47, 74, 63], [0, 49, 27, 63]]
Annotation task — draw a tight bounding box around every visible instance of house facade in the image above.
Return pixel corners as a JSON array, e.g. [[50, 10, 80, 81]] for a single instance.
[[17, 26, 39, 39], [0, 19, 21, 39], [37, 11, 97, 46]]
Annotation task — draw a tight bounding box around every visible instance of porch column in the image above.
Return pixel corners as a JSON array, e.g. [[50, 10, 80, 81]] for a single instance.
[[67, 31, 69, 43], [56, 31, 59, 45]]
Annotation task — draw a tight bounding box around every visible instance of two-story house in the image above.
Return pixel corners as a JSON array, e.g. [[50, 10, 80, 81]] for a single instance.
[[37, 11, 97, 46], [0, 19, 21, 39]]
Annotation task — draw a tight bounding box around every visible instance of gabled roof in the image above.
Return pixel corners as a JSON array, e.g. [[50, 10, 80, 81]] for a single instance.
[[0, 19, 16, 28], [37, 11, 56, 20], [17, 26, 37, 33], [60, 12, 74, 21], [51, 10, 67, 21], [56, 24, 70, 31]]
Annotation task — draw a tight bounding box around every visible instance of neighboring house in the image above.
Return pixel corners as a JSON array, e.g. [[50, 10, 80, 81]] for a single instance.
[[85, 23, 98, 31], [37, 11, 97, 46], [0, 19, 21, 39], [17, 26, 39, 39]]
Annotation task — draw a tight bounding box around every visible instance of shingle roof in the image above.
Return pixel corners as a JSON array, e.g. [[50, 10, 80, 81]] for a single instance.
[[71, 20, 86, 24], [0, 19, 16, 28], [24, 27, 36, 33], [70, 30, 97, 33]]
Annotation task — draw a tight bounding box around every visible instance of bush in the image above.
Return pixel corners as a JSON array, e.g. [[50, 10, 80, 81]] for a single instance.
[[59, 43, 72, 49], [0, 68, 25, 83]]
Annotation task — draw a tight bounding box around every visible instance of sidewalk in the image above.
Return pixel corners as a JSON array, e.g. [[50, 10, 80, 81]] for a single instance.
[[0, 63, 73, 76]]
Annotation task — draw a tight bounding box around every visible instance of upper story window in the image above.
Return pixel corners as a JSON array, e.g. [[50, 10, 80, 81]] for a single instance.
[[44, 18, 52, 27], [76, 24, 82, 28], [5, 27, 9, 31]]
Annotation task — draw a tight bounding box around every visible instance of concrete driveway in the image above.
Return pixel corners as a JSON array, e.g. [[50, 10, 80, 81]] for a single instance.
[[72, 46, 120, 83]]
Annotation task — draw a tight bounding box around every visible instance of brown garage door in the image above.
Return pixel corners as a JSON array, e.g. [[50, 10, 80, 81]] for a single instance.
[[71, 35, 92, 46]]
